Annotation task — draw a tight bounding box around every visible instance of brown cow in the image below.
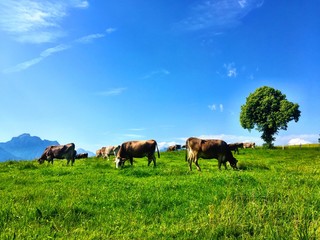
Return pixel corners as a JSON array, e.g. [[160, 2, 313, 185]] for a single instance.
[[38, 143, 76, 165], [96, 147, 106, 158], [228, 142, 244, 154], [167, 144, 182, 152], [115, 140, 160, 168], [185, 137, 238, 171], [75, 153, 88, 159], [103, 145, 120, 160], [243, 142, 255, 149]]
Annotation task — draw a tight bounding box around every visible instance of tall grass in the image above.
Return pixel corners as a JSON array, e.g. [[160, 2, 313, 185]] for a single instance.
[[1, 148, 320, 239]]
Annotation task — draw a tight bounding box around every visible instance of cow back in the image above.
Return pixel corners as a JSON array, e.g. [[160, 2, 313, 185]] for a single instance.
[[118, 140, 157, 158]]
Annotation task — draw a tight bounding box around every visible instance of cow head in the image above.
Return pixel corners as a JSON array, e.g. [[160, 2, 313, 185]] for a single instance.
[[38, 158, 45, 164], [115, 157, 125, 168], [229, 157, 238, 169]]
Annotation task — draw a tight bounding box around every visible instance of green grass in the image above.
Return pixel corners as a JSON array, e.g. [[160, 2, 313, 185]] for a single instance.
[[1, 147, 320, 239]]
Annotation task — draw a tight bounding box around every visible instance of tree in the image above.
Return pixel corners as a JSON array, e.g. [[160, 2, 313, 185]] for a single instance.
[[240, 86, 301, 148]]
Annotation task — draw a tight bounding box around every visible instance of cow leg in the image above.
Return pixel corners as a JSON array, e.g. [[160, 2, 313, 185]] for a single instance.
[[223, 162, 227, 169], [188, 158, 193, 171], [147, 155, 156, 167], [218, 156, 222, 170], [129, 157, 133, 165], [194, 158, 201, 171], [48, 158, 53, 165], [218, 156, 227, 170], [151, 155, 156, 167]]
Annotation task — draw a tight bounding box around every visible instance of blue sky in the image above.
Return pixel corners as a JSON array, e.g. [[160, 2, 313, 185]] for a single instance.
[[0, 0, 319, 152]]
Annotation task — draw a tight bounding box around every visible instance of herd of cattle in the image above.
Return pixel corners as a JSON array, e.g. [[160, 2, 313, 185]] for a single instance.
[[37, 138, 255, 171]]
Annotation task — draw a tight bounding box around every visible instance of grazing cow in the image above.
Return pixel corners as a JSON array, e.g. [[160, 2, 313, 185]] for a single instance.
[[75, 153, 88, 159], [243, 142, 255, 149], [228, 143, 244, 154], [102, 145, 121, 160], [167, 144, 182, 152], [96, 147, 106, 158], [115, 140, 160, 168], [38, 143, 76, 165], [185, 137, 238, 171]]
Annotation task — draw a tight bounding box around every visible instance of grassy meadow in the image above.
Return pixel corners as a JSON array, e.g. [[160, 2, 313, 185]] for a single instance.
[[1, 146, 320, 239]]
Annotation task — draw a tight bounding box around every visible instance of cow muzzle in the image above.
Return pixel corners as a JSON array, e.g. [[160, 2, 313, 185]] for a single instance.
[[115, 158, 121, 168]]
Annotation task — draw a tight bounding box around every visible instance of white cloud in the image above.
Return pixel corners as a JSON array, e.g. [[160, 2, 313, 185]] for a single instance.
[[122, 134, 145, 139], [3, 44, 70, 73], [238, 0, 247, 8], [177, 0, 264, 32], [219, 104, 224, 112], [40, 44, 70, 57], [224, 63, 237, 78], [3, 57, 43, 74], [74, 1, 89, 8], [276, 134, 318, 146], [208, 104, 216, 111], [97, 88, 127, 96], [208, 103, 223, 112], [76, 33, 106, 44], [106, 28, 117, 34], [0, 0, 89, 43], [288, 138, 311, 146], [3, 28, 115, 73], [142, 69, 170, 79], [127, 128, 146, 131]]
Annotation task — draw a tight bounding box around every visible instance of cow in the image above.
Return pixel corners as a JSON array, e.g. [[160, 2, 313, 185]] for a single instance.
[[167, 144, 182, 152], [228, 142, 244, 154], [243, 142, 255, 149], [115, 140, 160, 168], [75, 153, 88, 159], [102, 145, 120, 160], [185, 137, 238, 171], [96, 147, 106, 158], [38, 143, 76, 166]]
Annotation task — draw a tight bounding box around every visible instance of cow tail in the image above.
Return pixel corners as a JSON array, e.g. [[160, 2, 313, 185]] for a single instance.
[[156, 144, 160, 158], [185, 140, 188, 162]]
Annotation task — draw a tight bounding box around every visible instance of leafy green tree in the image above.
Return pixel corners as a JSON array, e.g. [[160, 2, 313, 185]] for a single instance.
[[240, 86, 301, 148]]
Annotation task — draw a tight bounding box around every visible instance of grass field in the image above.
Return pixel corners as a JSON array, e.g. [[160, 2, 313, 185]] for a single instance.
[[1, 146, 320, 239]]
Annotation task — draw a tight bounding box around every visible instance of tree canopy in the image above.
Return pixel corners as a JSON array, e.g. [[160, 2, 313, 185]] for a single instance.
[[240, 86, 301, 148]]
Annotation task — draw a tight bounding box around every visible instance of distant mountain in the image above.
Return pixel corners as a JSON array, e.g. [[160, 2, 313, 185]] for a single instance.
[[0, 146, 18, 161], [76, 148, 95, 157], [0, 133, 59, 161]]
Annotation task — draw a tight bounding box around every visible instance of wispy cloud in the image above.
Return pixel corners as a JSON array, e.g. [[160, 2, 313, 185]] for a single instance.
[[40, 44, 70, 57], [97, 88, 127, 96], [0, 0, 89, 43], [142, 69, 170, 80], [208, 104, 216, 111], [208, 103, 224, 112], [127, 128, 146, 131], [3, 28, 116, 73], [224, 63, 237, 78], [177, 0, 264, 32], [122, 134, 145, 139], [75, 28, 117, 44], [3, 44, 70, 73]]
